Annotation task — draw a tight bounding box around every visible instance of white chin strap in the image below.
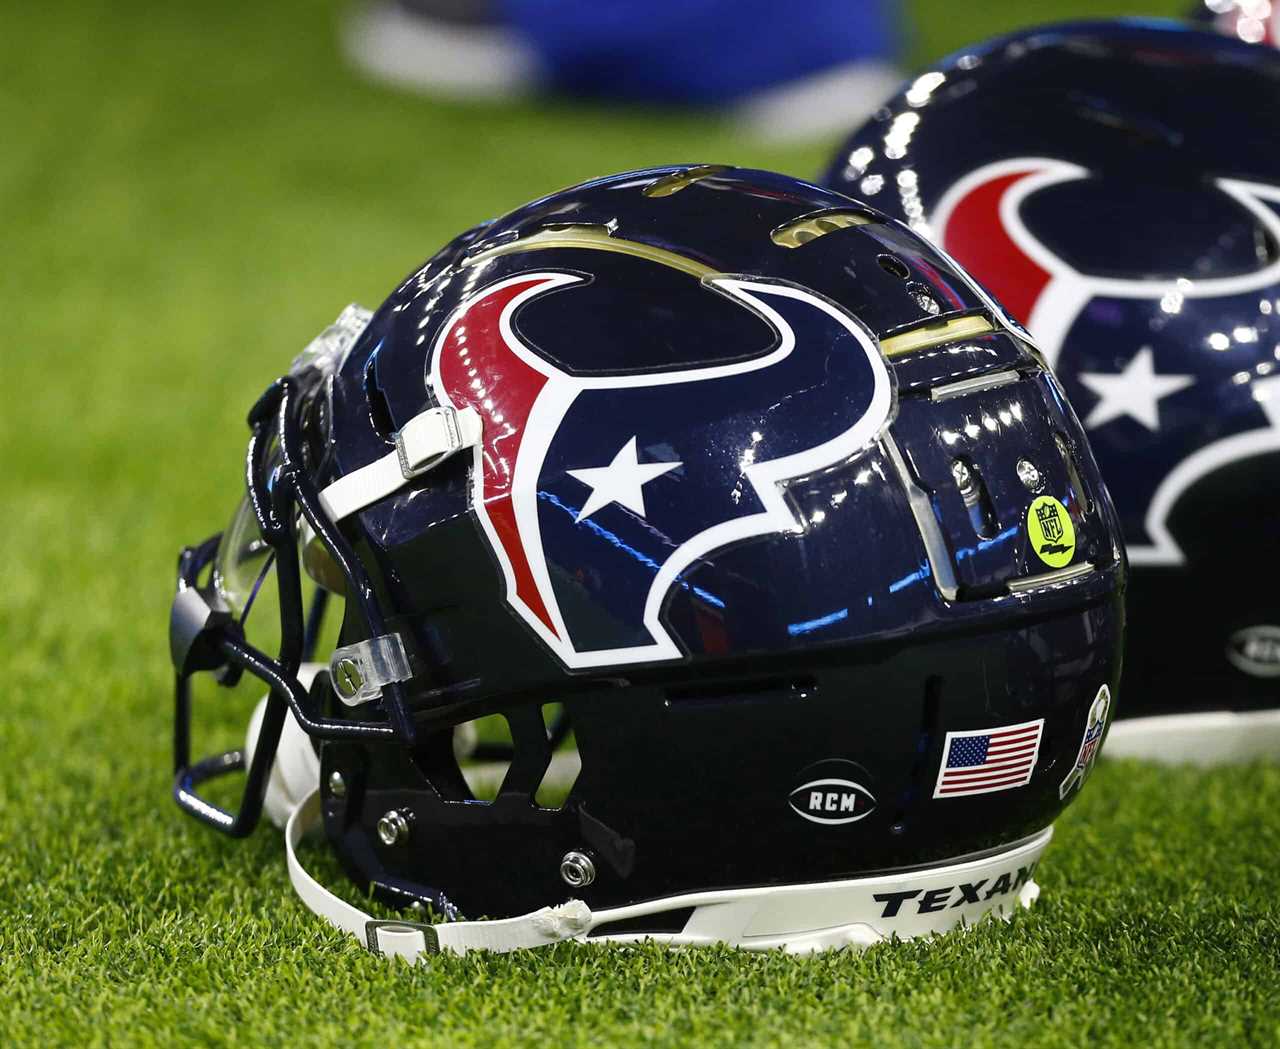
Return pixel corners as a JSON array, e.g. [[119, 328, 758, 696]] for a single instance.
[[286, 791, 593, 958], [319, 404, 482, 522], [251, 684, 1051, 960]]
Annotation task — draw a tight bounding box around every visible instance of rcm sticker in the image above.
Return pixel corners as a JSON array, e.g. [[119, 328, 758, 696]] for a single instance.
[[788, 761, 877, 826], [1027, 495, 1075, 569]]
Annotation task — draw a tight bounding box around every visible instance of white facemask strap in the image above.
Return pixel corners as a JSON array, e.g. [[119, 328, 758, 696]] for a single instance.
[[318, 405, 482, 522], [285, 791, 592, 959]]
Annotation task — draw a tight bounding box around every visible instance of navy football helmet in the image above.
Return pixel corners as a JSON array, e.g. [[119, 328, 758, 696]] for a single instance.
[[825, 20, 1280, 764], [169, 166, 1124, 957]]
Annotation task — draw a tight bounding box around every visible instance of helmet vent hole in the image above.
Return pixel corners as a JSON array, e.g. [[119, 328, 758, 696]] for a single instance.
[[452, 705, 580, 810], [890, 675, 946, 836], [1052, 433, 1092, 515], [534, 704, 580, 809], [771, 209, 875, 249], [1254, 223, 1279, 267], [665, 676, 816, 707], [643, 165, 730, 198], [878, 254, 910, 280], [950, 457, 997, 539], [363, 360, 395, 444]]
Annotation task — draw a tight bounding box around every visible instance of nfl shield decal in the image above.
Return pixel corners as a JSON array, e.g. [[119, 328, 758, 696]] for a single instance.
[[1059, 684, 1111, 799], [1026, 495, 1075, 569]]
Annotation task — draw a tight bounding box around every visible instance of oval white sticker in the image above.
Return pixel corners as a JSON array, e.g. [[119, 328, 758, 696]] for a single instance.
[[787, 778, 877, 826], [1227, 625, 1280, 678]]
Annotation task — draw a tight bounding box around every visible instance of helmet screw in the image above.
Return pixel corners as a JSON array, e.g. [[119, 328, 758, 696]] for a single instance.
[[1016, 458, 1044, 492], [377, 809, 411, 847], [909, 284, 941, 316], [334, 658, 364, 699], [327, 771, 347, 798], [559, 850, 597, 888]]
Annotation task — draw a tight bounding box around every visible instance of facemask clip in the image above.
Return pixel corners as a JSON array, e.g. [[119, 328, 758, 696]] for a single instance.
[[330, 633, 413, 706], [396, 404, 482, 479]]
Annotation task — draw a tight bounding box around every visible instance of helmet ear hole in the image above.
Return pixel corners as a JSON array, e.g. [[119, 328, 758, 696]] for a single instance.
[[449, 705, 580, 808], [301, 529, 346, 595]]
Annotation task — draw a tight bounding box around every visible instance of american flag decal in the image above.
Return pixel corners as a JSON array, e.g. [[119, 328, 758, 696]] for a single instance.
[[933, 719, 1045, 799]]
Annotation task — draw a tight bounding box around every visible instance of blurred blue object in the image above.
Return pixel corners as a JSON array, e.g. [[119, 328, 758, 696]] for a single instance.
[[344, 0, 901, 140], [503, 0, 897, 104]]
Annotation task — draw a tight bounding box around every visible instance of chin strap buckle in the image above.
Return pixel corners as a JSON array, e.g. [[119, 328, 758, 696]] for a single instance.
[[365, 920, 441, 959], [318, 405, 482, 522], [396, 405, 481, 479]]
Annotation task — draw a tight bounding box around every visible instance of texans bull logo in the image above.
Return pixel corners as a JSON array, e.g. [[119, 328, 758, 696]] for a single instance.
[[428, 271, 893, 669], [931, 158, 1280, 565]]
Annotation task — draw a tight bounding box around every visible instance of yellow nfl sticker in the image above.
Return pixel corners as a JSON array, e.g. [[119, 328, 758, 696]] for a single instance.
[[1026, 495, 1075, 569]]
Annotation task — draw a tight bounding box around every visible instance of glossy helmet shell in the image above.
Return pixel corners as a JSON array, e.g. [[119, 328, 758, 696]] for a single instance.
[[316, 165, 1124, 923], [825, 22, 1280, 724]]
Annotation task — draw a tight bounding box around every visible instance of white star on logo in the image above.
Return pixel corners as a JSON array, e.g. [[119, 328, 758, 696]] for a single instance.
[[1078, 347, 1195, 431], [567, 436, 682, 524]]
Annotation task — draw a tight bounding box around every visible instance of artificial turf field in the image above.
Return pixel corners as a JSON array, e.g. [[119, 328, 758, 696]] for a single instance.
[[4, 0, 1280, 1045]]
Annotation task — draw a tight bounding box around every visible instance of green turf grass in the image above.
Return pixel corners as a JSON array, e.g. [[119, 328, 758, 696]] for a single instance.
[[5, 0, 1278, 1045]]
